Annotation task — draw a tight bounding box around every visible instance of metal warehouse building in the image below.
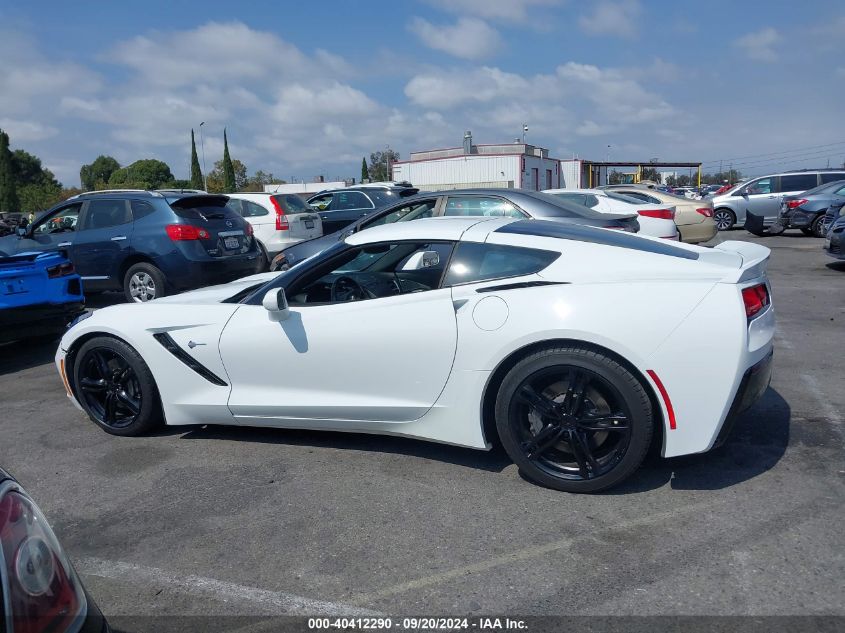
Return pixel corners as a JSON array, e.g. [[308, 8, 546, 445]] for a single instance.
[[391, 132, 561, 191]]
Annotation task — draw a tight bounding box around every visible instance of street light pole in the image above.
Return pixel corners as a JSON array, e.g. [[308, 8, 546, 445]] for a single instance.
[[385, 144, 391, 183], [199, 121, 208, 191]]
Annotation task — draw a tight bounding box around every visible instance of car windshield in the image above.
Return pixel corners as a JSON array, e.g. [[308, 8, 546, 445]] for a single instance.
[[800, 181, 845, 196], [604, 191, 647, 204], [272, 194, 309, 212], [520, 192, 606, 218]]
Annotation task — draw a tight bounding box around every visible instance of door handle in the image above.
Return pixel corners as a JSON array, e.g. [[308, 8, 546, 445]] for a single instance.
[[111, 236, 128, 241], [57, 242, 72, 247]]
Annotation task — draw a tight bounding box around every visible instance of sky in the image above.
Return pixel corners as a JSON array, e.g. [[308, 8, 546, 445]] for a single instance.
[[1, 0, 844, 187]]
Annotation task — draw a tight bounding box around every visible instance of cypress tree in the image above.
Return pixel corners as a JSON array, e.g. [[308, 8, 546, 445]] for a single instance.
[[190, 129, 203, 190], [222, 128, 236, 193], [361, 157, 369, 183], [0, 129, 20, 213]]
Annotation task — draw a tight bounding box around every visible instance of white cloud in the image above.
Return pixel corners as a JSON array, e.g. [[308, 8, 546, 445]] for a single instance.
[[409, 17, 501, 59], [424, 0, 565, 23], [0, 118, 58, 142], [579, 0, 641, 39], [734, 27, 780, 62]]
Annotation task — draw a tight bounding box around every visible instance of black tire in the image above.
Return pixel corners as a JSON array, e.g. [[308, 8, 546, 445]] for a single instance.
[[713, 208, 735, 231], [495, 346, 653, 493], [72, 336, 162, 436], [807, 215, 826, 238], [123, 262, 166, 303], [256, 242, 270, 272]]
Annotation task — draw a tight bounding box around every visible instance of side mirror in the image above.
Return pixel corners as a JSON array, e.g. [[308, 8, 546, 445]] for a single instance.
[[740, 190, 749, 197], [16, 227, 27, 237], [262, 288, 290, 321], [400, 250, 440, 271]]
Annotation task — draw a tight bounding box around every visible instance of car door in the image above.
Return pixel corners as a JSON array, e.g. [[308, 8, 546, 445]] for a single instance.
[[72, 198, 134, 290], [316, 191, 375, 234], [11, 202, 83, 256], [739, 177, 779, 222], [219, 240, 457, 425]]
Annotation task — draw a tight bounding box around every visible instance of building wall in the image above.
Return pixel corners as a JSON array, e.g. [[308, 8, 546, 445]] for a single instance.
[[263, 181, 347, 194], [393, 154, 560, 191]]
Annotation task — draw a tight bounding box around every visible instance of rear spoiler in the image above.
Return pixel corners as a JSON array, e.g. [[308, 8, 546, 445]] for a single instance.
[[710, 241, 771, 283]]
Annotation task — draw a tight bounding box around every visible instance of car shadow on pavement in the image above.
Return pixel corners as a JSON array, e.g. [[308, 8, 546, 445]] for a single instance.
[[824, 261, 845, 272], [607, 387, 790, 494], [178, 425, 514, 473], [0, 335, 60, 375]]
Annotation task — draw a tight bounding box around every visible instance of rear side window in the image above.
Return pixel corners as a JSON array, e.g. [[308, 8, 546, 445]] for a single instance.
[[238, 200, 269, 217], [443, 242, 559, 286], [820, 172, 845, 184], [551, 192, 588, 206], [130, 200, 157, 220], [779, 174, 818, 192], [273, 194, 309, 213]]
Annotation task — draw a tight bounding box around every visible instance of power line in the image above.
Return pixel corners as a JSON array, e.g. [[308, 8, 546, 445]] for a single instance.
[[705, 147, 845, 171], [700, 140, 845, 166]]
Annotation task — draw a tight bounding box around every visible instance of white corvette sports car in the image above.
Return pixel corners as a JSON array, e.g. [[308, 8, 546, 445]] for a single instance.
[[56, 217, 774, 492]]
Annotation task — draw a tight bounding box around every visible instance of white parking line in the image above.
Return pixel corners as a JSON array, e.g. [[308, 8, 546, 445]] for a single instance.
[[76, 557, 379, 616], [799, 373, 841, 423]]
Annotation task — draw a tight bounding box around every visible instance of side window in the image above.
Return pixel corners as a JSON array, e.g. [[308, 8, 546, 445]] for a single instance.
[[834, 185, 845, 196], [332, 191, 374, 211], [443, 196, 524, 217], [239, 200, 269, 217], [82, 199, 131, 230], [583, 194, 599, 208], [360, 199, 438, 230], [227, 199, 244, 214], [778, 174, 818, 193], [130, 200, 156, 221], [745, 178, 773, 195], [287, 241, 454, 305], [32, 204, 82, 235], [443, 243, 559, 286], [820, 173, 845, 184], [308, 194, 333, 211]]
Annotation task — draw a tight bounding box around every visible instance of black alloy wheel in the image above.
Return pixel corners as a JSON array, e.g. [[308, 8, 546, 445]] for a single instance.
[[72, 337, 162, 436], [495, 347, 653, 493]]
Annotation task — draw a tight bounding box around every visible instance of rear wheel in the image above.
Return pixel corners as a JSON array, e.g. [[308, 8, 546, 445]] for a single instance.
[[124, 262, 166, 303], [805, 215, 826, 237], [72, 336, 162, 436], [713, 208, 735, 231], [495, 346, 653, 493]]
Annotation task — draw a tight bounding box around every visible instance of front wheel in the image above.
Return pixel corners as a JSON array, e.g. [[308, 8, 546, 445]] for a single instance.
[[713, 209, 736, 231], [72, 336, 162, 436], [495, 346, 653, 493]]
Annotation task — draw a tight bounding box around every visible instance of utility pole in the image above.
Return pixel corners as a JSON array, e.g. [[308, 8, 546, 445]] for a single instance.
[[522, 124, 528, 144]]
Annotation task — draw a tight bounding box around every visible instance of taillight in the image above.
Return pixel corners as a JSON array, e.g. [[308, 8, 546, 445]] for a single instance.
[[696, 208, 714, 218], [638, 209, 675, 220], [271, 197, 289, 231], [786, 199, 808, 210], [165, 224, 210, 241], [1, 482, 87, 632], [46, 262, 75, 278], [741, 283, 770, 319], [244, 222, 254, 237]]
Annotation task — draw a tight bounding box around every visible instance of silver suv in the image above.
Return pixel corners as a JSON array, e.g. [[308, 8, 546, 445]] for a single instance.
[[711, 169, 845, 230]]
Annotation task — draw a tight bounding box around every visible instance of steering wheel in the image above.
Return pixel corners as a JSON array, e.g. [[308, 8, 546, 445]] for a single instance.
[[331, 275, 369, 302]]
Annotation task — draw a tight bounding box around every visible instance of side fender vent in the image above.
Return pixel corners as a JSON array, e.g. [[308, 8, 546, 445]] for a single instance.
[[153, 332, 228, 386]]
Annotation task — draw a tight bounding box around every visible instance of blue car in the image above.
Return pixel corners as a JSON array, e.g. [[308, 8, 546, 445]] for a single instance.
[[0, 190, 262, 303], [0, 250, 85, 343]]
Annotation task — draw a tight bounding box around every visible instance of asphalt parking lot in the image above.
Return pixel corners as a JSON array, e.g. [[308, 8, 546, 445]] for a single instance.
[[2, 230, 844, 623]]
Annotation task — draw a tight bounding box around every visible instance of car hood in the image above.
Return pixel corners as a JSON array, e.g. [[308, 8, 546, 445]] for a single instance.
[[152, 272, 278, 305]]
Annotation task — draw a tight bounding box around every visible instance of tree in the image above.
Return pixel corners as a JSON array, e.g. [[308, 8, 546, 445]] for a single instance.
[[0, 129, 20, 213], [222, 128, 235, 193], [368, 149, 400, 182], [361, 157, 370, 183], [240, 170, 284, 192], [608, 169, 625, 185], [206, 159, 247, 193], [80, 155, 120, 191], [640, 167, 660, 183], [108, 159, 174, 189], [190, 129, 203, 190]]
